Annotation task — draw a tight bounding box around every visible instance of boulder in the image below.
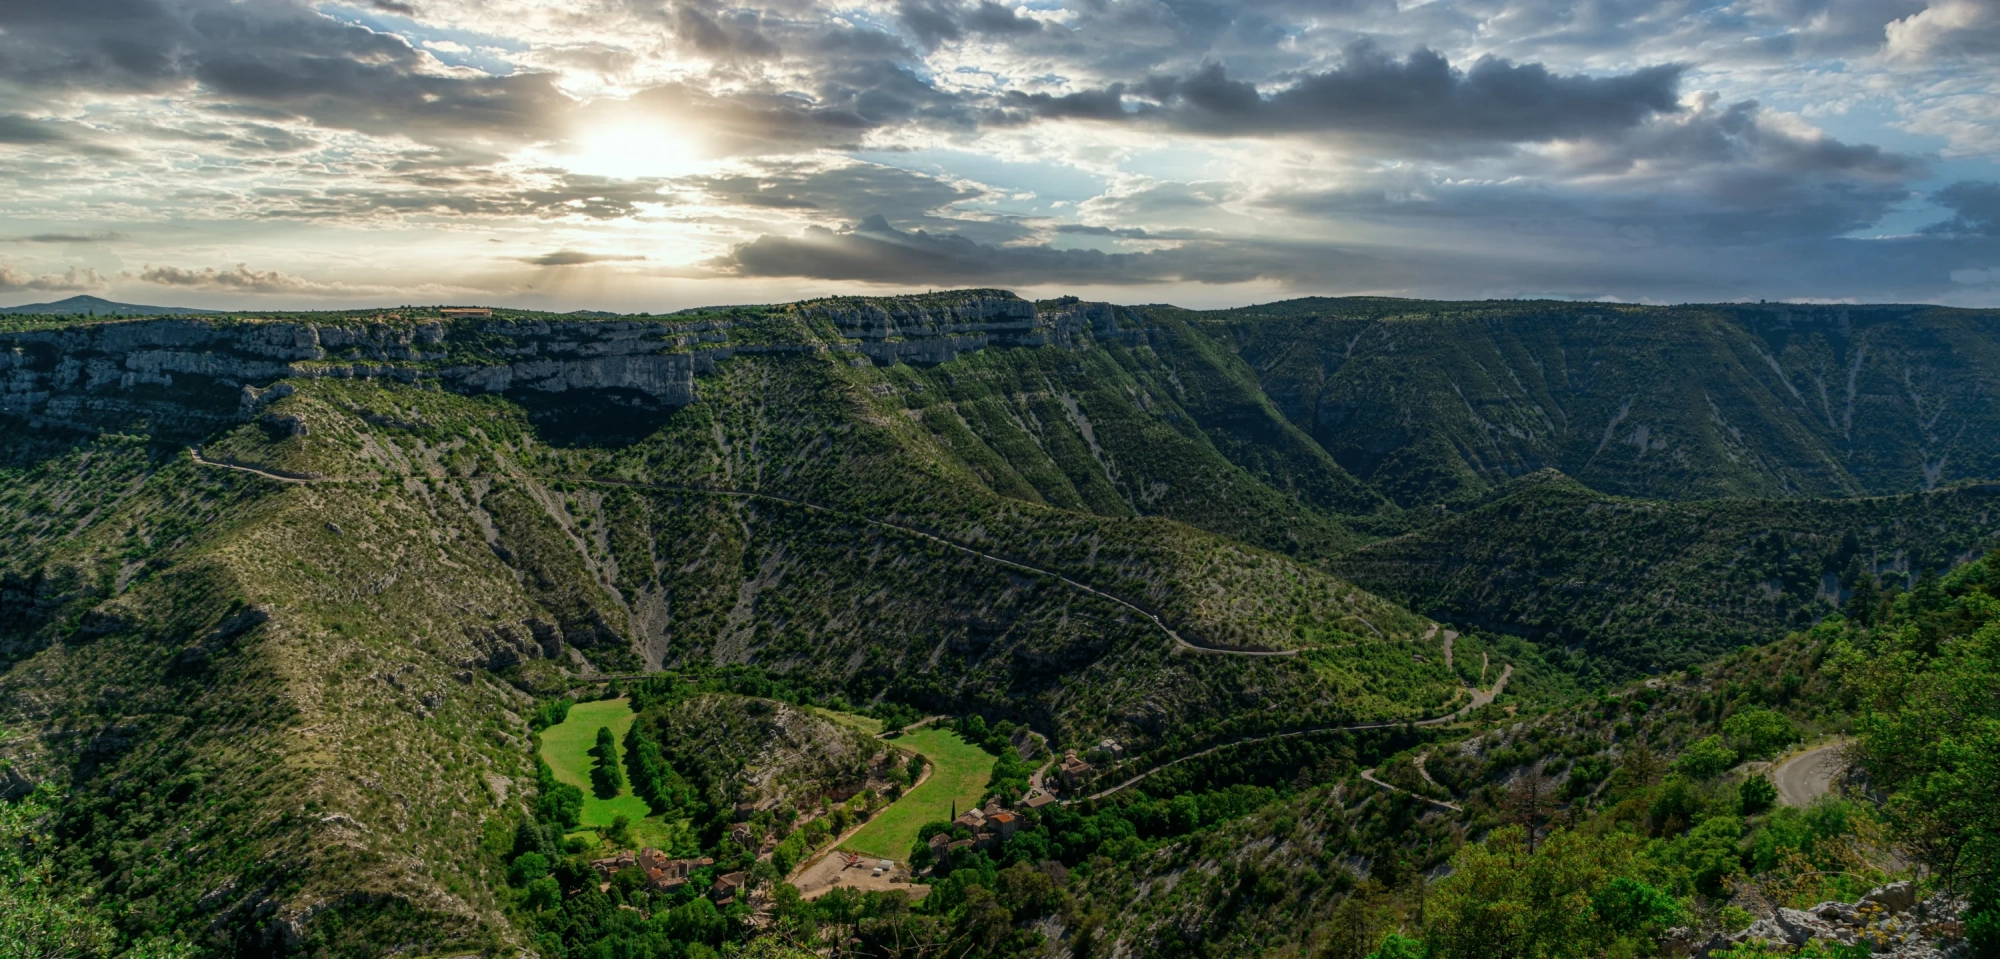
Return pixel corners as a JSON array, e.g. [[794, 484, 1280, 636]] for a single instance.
[[1863, 881, 1917, 913]]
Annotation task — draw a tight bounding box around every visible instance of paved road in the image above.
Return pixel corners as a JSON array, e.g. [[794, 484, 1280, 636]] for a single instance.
[[190, 450, 1300, 658], [1774, 740, 1849, 807]]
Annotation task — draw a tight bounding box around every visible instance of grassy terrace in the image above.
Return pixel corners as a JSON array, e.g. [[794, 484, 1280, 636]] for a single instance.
[[841, 727, 993, 862], [539, 698, 681, 849]]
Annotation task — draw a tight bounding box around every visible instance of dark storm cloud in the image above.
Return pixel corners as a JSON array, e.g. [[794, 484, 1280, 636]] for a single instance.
[[1001, 43, 1684, 148], [1925, 181, 2000, 236], [0, 0, 565, 152]]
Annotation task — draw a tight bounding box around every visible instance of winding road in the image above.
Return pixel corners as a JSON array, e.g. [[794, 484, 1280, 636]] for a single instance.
[[1078, 664, 1512, 802], [1773, 740, 1850, 807], [190, 449, 1302, 658]]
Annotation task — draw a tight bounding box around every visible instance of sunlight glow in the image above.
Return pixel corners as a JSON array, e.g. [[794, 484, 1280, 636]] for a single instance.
[[561, 121, 710, 180]]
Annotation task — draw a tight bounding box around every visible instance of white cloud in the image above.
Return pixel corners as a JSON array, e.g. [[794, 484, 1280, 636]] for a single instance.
[[0, 264, 107, 293]]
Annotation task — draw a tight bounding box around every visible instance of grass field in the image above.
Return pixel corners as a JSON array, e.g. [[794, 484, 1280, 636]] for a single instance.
[[810, 706, 885, 736], [539, 698, 681, 849], [840, 727, 994, 862]]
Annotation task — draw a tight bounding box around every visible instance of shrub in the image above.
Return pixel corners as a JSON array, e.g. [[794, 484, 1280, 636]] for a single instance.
[[1723, 709, 1798, 761], [1674, 735, 1737, 781]]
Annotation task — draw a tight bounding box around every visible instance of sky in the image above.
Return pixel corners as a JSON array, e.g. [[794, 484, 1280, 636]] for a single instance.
[[1, 0, 1998, 312]]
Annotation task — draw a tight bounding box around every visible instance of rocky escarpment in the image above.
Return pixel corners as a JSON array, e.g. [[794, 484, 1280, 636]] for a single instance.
[[1674, 881, 1969, 958], [0, 291, 1149, 435], [800, 291, 1149, 364]]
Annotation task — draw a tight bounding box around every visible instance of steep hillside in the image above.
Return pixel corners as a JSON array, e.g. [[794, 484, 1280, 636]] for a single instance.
[[0, 293, 1462, 954], [1335, 471, 2000, 675], [1190, 298, 2000, 507]]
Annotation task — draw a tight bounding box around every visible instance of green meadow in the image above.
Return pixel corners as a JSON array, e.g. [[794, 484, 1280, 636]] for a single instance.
[[840, 727, 994, 862], [538, 698, 681, 850]]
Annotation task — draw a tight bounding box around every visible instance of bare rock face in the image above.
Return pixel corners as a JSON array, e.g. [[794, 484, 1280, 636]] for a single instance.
[[0, 292, 1153, 433]]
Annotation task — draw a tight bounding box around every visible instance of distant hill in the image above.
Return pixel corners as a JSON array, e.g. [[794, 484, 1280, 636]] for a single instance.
[[0, 293, 218, 316]]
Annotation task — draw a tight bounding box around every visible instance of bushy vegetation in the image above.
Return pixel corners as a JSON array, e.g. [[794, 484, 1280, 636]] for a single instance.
[[4, 294, 1998, 957]]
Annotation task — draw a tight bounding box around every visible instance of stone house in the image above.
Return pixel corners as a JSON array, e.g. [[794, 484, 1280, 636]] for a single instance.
[[712, 871, 746, 902], [1058, 750, 1094, 789], [987, 810, 1020, 840]]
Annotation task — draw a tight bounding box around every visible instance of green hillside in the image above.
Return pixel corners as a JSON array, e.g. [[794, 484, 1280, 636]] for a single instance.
[[1192, 298, 2000, 506], [1334, 471, 2000, 677], [1, 290, 1996, 958]]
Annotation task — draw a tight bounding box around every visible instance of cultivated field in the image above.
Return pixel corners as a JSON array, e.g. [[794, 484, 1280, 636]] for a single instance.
[[841, 727, 994, 862]]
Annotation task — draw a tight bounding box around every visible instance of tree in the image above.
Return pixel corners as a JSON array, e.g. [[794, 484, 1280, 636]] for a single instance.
[[590, 726, 624, 798], [1673, 735, 1737, 781], [1507, 765, 1550, 853], [1846, 573, 1880, 626], [1366, 933, 1425, 959], [1849, 567, 2000, 954], [0, 787, 197, 959], [1723, 709, 1798, 761], [1740, 775, 1778, 815], [1423, 826, 1630, 959]]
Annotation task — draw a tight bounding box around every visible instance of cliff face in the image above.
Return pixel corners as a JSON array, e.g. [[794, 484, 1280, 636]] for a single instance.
[[0, 292, 1143, 436]]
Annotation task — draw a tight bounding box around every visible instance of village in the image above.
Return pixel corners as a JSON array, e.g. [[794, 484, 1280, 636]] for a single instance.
[[581, 733, 1125, 915]]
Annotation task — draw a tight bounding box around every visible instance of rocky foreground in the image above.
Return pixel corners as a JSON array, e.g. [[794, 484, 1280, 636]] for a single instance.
[[1675, 882, 1968, 958]]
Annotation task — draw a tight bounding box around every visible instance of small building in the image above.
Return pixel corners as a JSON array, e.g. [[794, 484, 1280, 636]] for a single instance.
[[927, 833, 953, 858], [439, 307, 492, 319], [1097, 738, 1124, 758], [1024, 791, 1058, 809], [712, 871, 746, 902], [951, 808, 986, 831], [730, 823, 760, 847], [975, 831, 1000, 851], [987, 810, 1020, 840], [1058, 750, 1094, 789], [590, 850, 636, 880], [637, 851, 713, 891], [733, 797, 777, 821]]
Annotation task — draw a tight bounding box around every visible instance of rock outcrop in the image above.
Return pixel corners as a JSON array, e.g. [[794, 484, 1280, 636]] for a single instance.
[[1, 291, 1147, 434], [1672, 882, 1968, 958]]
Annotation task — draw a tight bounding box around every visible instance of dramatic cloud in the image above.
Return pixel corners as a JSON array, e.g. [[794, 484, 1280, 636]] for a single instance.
[[0, 0, 1994, 308], [0, 0, 566, 153], [1006, 45, 1686, 150]]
